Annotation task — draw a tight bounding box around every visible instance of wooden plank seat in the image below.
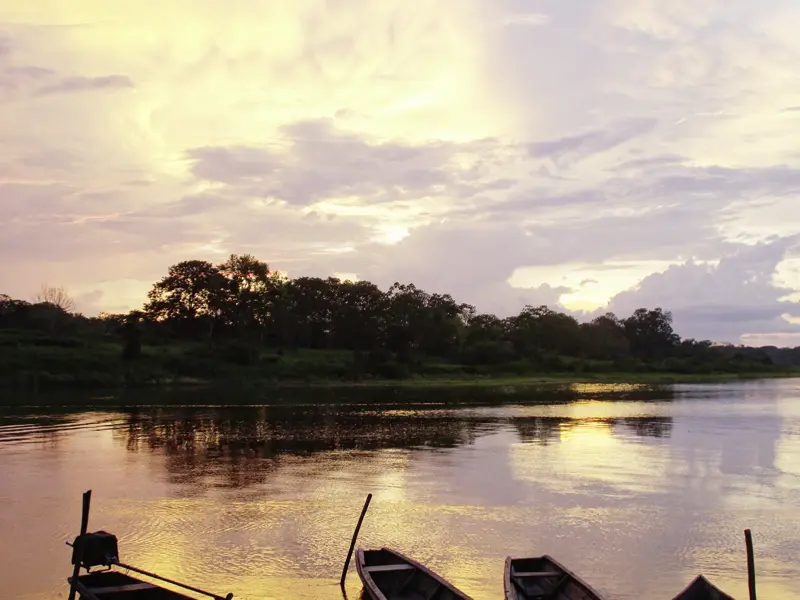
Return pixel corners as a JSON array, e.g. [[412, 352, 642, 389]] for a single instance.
[[85, 582, 157, 594], [511, 571, 562, 578], [364, 564, 416, 573]]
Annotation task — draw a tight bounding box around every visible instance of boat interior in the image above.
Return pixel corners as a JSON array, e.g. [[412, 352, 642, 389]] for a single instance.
[[361, 549, 465, 600], [73, 571, 196, 600]]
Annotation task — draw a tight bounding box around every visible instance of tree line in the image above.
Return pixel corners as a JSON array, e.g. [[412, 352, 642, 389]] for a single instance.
[[2, 254, 799, 379]]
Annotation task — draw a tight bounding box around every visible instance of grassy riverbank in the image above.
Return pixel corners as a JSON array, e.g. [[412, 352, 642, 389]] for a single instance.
[[326, 371, 799, 387], [1, 333, 797, 392]]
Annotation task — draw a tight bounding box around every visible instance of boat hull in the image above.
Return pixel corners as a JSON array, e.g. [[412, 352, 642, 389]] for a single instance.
[[671, 575, 735, 600], [504, 555, 604, 600], [356, 547, 473, 600]]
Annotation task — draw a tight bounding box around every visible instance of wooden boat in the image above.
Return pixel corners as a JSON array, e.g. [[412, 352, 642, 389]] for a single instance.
[[67, 490, 233, 600], [356, 547, 473, 600], [671, 575, 735, 600], [504, 555, 604, 600]]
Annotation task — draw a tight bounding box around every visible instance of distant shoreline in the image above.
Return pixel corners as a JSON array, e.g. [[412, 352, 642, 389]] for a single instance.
[[286, 371, 799, 387], [2, 369, 797, 394]]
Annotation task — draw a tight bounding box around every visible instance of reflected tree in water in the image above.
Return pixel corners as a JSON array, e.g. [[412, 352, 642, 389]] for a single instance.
[[113, 406, 491, 489]]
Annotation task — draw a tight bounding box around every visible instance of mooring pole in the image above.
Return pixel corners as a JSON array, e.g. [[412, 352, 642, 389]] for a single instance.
[[68, 490, 92, 600], [340, 493, 372, 589], [745, 528, 757, 600]]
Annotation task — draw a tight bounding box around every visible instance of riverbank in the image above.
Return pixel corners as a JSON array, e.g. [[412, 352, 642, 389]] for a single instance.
[[4, 364, 799, 391], [3, 371, 798, 409], [1, 334, 798, 394], [243, 370, 798, 389]]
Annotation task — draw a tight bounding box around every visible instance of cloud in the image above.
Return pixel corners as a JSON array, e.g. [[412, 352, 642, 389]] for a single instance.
[[741, 332, 800, 347], [34, 74, 134, 96], [6, 66, 56, 78], [185, 119, 491, 207], [500, 12, 550, 27], [1, 0, 800, 345], [528, 118, 657, 165], [610, 154, 687, 171], [603, 236, 800, 342]]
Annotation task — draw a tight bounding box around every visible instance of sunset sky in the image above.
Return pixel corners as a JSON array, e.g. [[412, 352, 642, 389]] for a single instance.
[[2, 0, 799, 345]]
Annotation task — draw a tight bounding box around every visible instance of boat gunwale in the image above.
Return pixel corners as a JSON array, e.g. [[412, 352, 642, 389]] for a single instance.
[[504, 554, 605, 600], [355, 546, 473, 600]]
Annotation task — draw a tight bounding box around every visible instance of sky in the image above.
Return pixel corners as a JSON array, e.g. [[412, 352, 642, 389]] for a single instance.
[[1, 0, 800, 346]]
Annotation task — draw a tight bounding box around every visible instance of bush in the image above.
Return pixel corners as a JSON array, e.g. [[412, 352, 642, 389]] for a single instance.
[[370, 361, 412, 380], [460, 341, 516, 365], [217, 341, 260, 366]]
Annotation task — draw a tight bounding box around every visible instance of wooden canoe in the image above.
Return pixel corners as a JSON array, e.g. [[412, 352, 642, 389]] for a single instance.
[[504, 555, 604, 600], [671, 575, 735, 600], [355, 547, 473, 600]]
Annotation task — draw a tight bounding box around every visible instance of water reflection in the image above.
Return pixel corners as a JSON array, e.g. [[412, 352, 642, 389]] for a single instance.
[[0, 380, 799, 600], [107, 406, 680, 495], [512, 415, 673, 444], [119, 406, 487, 455]]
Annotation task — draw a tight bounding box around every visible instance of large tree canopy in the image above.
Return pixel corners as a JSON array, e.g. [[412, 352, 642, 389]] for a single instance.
[[3, 253, 799, 379]]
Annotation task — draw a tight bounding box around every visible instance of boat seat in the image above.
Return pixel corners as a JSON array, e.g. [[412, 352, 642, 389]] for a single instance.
[[511, 571, 562, 578], [85, 582, 157, 594], [364, 564, 415, 573]]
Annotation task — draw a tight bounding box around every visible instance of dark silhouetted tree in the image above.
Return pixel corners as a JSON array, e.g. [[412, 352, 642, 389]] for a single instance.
[[144, 260, 226, 339], [623, 307, 680, 360]]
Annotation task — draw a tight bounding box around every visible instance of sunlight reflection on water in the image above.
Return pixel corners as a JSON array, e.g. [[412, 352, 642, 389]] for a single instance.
[[1, 380, 799, 599]]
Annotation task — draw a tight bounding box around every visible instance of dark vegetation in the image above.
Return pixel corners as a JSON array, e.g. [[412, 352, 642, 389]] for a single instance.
[[1, 254, 799, 390]]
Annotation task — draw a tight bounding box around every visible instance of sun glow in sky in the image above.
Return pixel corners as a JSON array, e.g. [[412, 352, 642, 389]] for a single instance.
[[2, 0, 800, 343]]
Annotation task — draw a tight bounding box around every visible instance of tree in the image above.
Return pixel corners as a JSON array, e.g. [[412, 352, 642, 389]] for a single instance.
[[35, 284, 76, 313], [217, 254, 271, 337], [623, 307, 680, 360], [144, 260, 227, 338], [280, 276, 337, 348], [580, 313, 630, 360], [0, 294, 31, 328], [384, 283, 431, 361], [536, 311, 582, 356], [505, 305, 554, 358], [328, 279, 388, 351], [121, 311, 144, 360], [464, 313, 505, 345]]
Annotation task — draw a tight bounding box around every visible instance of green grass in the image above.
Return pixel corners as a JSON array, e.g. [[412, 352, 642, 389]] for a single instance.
[[293, 370, 799, 388]]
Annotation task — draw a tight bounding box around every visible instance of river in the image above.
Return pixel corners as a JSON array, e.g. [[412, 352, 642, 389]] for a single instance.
[[1, 380, 799, 599]]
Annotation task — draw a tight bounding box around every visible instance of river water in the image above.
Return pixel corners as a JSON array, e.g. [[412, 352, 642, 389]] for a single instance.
[[1, 380, 799, 600]]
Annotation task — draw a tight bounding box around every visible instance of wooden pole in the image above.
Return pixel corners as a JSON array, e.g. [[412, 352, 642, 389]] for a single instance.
[[340, 493, 372, 589], [744, 529, 756, 600], [68, 490, 92, 600]]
